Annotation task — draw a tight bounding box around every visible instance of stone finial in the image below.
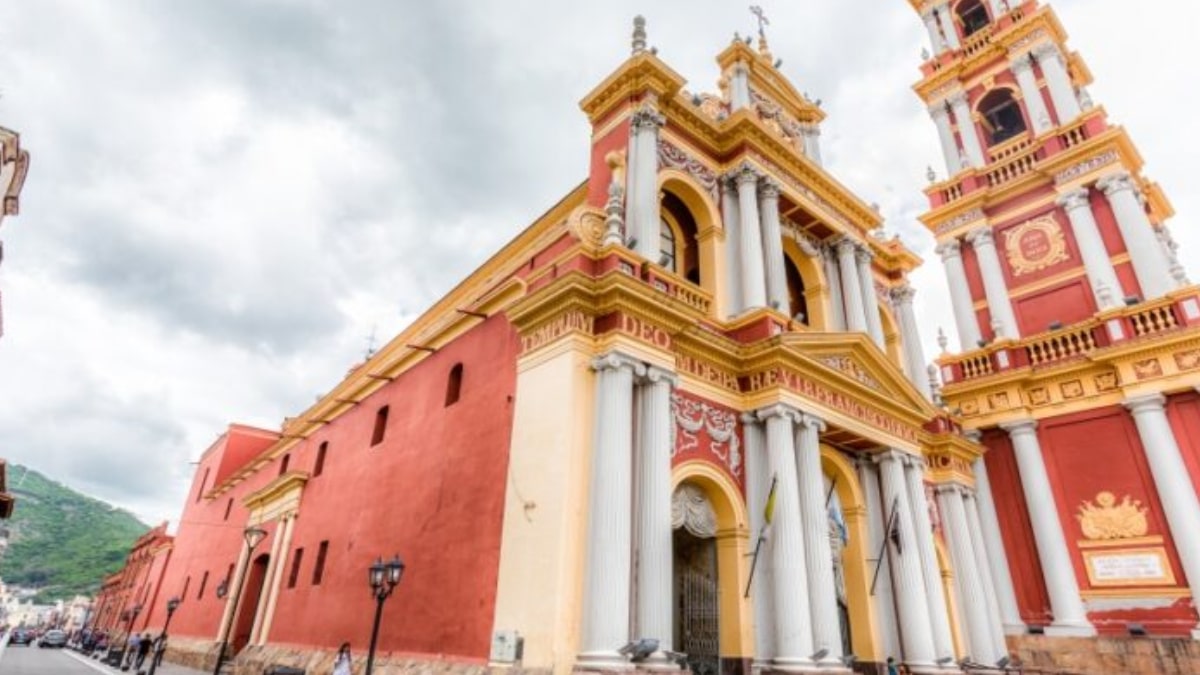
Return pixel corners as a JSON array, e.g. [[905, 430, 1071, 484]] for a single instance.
[[1078, 87, 1095, 110], [1095, 280, 1115, 308], [926, 166, 937, 183], [927, 364, 945, 407], [921, 47, 931, 61], [959, 148, 971, 169], [937, 327, 949, 353], [631, 15, 647, 56]]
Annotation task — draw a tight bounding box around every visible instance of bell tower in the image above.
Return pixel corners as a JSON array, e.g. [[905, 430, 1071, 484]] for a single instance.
[[908, 0, 1200, 651]]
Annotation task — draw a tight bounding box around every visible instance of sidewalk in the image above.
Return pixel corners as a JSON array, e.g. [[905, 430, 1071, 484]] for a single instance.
[[63, 648, 210, 675]]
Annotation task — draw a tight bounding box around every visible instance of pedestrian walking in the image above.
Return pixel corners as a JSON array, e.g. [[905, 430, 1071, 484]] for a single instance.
[[135, 632, 153, 670], [333, 642, 353, 675]]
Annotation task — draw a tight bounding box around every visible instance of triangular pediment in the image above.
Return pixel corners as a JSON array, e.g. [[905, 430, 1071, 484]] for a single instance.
[[780, 332, 938, 419]]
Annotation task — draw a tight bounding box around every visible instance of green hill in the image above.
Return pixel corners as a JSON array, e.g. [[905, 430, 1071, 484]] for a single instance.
[[1, 464, 148, 602]]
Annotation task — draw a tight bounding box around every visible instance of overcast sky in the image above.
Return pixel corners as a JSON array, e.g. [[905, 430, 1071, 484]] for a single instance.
[[1, 1, 1196, 527]]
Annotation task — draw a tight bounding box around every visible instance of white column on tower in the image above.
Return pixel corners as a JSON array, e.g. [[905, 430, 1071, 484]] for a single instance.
[[970, 455, 1027, 635], [634, 366, 676, 660], [759, 405, 816, 670], [892, 283, 933, 399], [837, 238, 868, 333], [875, 451, 937, 669], [999, 420, 1095, 636], [967, 227, 1021, 339], [1010, 53, 1053, 135], [730, 62, 751, 111], [802, 124, 824, 166], [901, 456, 956, 664], [937, 240, 983, 350], [937, 485, 1002, 664], [1098, 172, 1176, 300], [963, 489, 1010, 657], [824, 247, 847, 331], [1124, 394, 1200, 638], [949, 92, 986, 169], [1056, 188, 1123, 309], [936, 5, 961, 50], [743, 414, 776, 665], [722, 177, 743, 318], [759, 178, 789, 313], [1032, 43, 1082, 123], [735, 164, 768, 310], [929, 102, 961, 175], [857, 246, 886, 348], [922, 9, 947, 54], [628, 105, 665, 262], [794, 413, 842, 666], [579, 352, 646, 667]]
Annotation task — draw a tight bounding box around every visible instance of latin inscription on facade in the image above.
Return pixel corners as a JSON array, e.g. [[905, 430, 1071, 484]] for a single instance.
[[520, 311, 594, 353], [619, 313, 673, 350], [745, 367, 919, 443], [1083, 549, 1174, 587], [676, 353, 740, 392]]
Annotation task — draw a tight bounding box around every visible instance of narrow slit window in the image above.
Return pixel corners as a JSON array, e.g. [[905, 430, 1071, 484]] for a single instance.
[[288, 548, 305, 589], [371, 406, 389, 446], [198, 571, 209, 600], [224, 498, 233, 521], [279, 454, 290, 475], [312, 540, 329, 585], [314, 441, 328, 477], [445, 364, 464, 407]]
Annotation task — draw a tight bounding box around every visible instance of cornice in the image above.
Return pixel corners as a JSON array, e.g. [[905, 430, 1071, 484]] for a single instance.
[[579, 54, 688, 124], [715, 40, 825, 124]]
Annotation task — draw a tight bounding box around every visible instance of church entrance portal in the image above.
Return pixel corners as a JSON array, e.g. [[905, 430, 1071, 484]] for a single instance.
[[672, 482, 720, 675]]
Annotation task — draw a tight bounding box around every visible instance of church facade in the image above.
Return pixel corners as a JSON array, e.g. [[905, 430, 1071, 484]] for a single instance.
[[93, 4, 1200, 675]]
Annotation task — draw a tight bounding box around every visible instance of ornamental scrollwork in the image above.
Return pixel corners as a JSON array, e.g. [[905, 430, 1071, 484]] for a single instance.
[[1077, 491, 1149, 541], [671, 393, 741, 478]]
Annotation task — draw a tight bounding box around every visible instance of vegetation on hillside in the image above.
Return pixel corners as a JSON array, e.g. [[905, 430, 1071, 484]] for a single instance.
[[0, 465, 148, 602]]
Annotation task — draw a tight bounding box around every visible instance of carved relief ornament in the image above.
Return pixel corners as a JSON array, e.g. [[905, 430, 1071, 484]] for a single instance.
[[1077, 491, 1149, 541], [1003, 216, 1069, 276]]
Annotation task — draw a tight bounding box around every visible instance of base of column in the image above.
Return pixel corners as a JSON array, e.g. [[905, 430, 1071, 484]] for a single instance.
[[1043, 622, 1097, 637], [903, 662, 949, 675], [766, 656, 818, 672], [575, 651, 634, 672], [638, 654, 686, 672]]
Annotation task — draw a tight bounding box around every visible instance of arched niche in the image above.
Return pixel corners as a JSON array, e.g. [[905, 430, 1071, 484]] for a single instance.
[[659, 170, 726, 317], [782, 239, 829, 330], [975, 87, 1029, 146], [878, 301, 907, 373]]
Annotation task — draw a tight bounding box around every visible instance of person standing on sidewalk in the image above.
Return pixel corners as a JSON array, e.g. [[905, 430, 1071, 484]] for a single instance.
[[332, 642, 352, 675]]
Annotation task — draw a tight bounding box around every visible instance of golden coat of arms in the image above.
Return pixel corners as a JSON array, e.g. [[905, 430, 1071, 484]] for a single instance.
[[1004, 216, 1070, 276], [1077, 491, 1149, 540]]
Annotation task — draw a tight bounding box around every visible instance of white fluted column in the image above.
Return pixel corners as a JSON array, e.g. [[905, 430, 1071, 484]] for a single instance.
[[892, 284, 933, 399], [1124, 394, 1200, 638], [730, 62, 751, 111], [938, 485, 999, 663], [1098, 172, 1175, 300], [1011, 53, 1053, 135], [1032, 43, 1081, 123], [628, 106, 665, 262], [929, 102, 961, 174], [858, 460, 902, 658], [836, 238, 868, 334], [634, 367, 676, 659], [255, 513, 296, 645], [216, 540, 253, 643], [949, 92, 986, 168], [735, 164, 768, 310], [1000, 420, 1094, 636], [579, 352, 645, 668], [794, 413, 842, 665], [759, 179, 789, 313], [857, 246, 886, 348], [722, 177, 743, 318], [759, 405, 815, 670], [937, 240, 983, 350], [901, 457, 955, 664], [1055, 188, 1122, 309], [876, 451, 937, 669], [802, 124, 823, 166], [743, 414, 776, 665], [970, 456, 1026, 635], [967, 227, 1020, 339], [824, 247, 846, 331], [964, 489, 1010, 658], [936, 5, 961, 50], [922, 10, 947, 54]]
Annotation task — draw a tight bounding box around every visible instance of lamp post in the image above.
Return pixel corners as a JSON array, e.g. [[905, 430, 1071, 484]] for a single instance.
[[119, 604, 142, 667], [147, 597, 181, 675], [365, 555, 405, 675], [212, 526, 268, 675]]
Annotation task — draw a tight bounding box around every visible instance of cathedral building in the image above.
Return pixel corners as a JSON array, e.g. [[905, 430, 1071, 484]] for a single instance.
[[93, 3, 1200, 675]]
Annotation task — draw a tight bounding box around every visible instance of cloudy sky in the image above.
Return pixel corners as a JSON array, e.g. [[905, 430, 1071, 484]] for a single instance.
[[1, 1, 1196, 526]]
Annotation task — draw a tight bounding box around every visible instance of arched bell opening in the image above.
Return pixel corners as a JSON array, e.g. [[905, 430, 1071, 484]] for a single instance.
[[782, 239, 829, 330], [658, 171, 725, 316]]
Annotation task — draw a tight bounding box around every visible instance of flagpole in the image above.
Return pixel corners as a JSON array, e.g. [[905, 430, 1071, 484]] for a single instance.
[[743, 474, 778, 598]]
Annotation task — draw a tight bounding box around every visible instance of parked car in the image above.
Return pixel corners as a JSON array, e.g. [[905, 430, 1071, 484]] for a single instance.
[[40, 629, 68, 648], [8, 629, 32, 646]]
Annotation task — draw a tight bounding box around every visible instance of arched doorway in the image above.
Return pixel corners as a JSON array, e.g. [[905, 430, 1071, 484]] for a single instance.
[[821, 447, 882, 664], [232, 553, 270, 654], [673, 482, 721, 675]]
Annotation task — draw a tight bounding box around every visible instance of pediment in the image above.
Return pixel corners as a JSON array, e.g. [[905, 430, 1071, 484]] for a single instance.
[[781, 332, 938, 419]]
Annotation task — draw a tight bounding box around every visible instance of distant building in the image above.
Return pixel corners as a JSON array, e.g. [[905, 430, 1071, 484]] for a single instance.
[[95, 3, 1200, 675]]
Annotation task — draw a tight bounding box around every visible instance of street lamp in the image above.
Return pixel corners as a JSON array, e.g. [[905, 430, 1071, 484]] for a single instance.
[[365, 555, 405, 675], [147, 597, 181, 675], [120, 604, 143, 667], [212, 526, 268, 675]]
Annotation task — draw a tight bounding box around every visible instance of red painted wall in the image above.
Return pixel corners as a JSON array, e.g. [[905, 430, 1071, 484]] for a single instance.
[[588, 120, 631, 208], [670, 390, 746, 494], [1014, 280, 1094, 336], [1166, 391, 1200, 498]]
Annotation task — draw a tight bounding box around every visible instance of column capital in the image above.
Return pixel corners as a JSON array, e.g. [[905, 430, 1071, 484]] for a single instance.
[[591, 351, 647, 377], [740, 412, 761, 426], [928, 100, 951, 120], [966, 226, 995, 248], [1055, 187, 1091, 211], [902, 453, 928, 471], [758, 177, 781, 200], [1123, 393, 1167, 415], [1010, 51, 1035, 75], [642, 365, 678, 387], [935, 482, 964, 497], [834, 235, 860, 257], [935, 238, 962, 260], [797, 412, 827, 434], [891, 282, 916, 305], [732, 162, 761, 187], [947, 90, 971, 108], [630, 104, 666, 132], [963, 428, 984, 444], [720, 174, 738, 195], [855, 244, 874, 265], [755, 403, 802, 423], [873, 448, 914, 466], [999, 418, 1038, 436], [1097, 171, 1136, 197], [1031, 41, 1064, 65]]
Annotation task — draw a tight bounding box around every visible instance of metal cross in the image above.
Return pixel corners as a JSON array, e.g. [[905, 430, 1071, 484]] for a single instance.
[[749, 5, 770, 41]]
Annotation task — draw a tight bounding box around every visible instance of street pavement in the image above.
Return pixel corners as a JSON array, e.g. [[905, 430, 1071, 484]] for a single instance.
[[0, 645, 208, 675]]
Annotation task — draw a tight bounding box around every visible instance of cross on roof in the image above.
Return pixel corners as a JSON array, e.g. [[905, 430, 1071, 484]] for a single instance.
[[750, 5, 770, 41]]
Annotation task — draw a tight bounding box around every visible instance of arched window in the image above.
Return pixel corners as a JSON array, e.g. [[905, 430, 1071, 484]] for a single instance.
[[978, 89, 1027, 145], [785, 256, 809, 325], [955, 0, 991, 37], [445, 363, 463, 407], [659, 219, 677, 273]]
